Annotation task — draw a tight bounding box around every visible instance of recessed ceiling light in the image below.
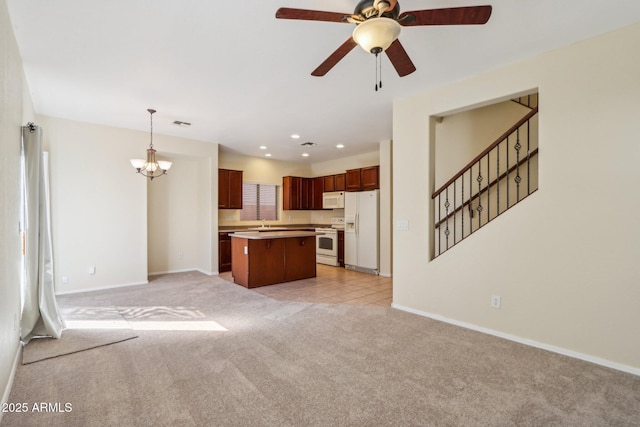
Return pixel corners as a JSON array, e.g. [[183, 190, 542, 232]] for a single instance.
[[302, 153, 310, 157], [336, 144, 344, 148], [259, 145, 267, 150], [291, 134, 300, 139], [265, 153, 272, 157]]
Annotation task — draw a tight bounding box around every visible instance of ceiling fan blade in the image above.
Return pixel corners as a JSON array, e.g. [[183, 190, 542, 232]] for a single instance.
[[399, 5, 492, 26], [311, 37, 358, 77], [276, 7, 348, 23], [385, 39, 416, 77]]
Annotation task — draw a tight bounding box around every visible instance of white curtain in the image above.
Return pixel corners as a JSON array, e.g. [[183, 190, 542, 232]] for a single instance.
[[21, 124, 64, 343]]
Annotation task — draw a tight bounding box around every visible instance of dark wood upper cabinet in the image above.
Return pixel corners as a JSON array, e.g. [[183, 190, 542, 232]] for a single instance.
[[346, 166, 379, 191], [361, 165, 380, 190], [219, 169, 243, 209], [284, 167, 378, 209], [334, 173, 346, 191], [346, 169, 362, 191], [301, 178, 312, 210], [312, 177, 324, 210], [323, 175, 335, 192], [283, 176, 302, 210]]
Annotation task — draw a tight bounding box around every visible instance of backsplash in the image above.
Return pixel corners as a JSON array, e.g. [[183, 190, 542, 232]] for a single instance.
[[218, 208, 343, 226]]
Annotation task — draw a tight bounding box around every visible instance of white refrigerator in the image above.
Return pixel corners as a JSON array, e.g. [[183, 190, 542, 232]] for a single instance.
[[344, 190, 379, 275]]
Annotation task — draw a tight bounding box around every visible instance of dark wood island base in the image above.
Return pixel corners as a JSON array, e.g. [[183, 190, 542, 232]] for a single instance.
[[230, 231, 321, 288]]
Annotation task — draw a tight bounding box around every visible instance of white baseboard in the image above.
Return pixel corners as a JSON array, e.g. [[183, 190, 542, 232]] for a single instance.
[[55, 269, 218, 296], [391, 303, 640, 377], [379, 272, 392, 278], [1, 343, 22, 422], [56, 280, 148, 296], [149, 268, 216, 276]]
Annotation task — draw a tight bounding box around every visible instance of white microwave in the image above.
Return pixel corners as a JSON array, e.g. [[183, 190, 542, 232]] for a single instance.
[[323, 191, 345, 209]]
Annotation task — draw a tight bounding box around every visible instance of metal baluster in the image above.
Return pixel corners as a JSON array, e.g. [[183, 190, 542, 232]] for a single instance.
[[506, 134, 510, 208], [477, 160, 483, 228], [444, 188, 450, 250], [461, 172, 465, 240], [453, 182, 457, 246], [487, 152, 490, 222], [469, 165, 473, 234], [515, 127, 522, 201], [527, 117, 531, 195], [496, 140, 500, 215], [437, 193, 441, 256]]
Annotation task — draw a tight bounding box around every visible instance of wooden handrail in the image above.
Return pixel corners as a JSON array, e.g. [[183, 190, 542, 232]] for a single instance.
[[433, 107, 538, 199], [434, 148, 538, 229]]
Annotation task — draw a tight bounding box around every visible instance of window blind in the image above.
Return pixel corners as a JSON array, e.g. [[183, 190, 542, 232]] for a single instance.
[[240, 183, 278, 221]]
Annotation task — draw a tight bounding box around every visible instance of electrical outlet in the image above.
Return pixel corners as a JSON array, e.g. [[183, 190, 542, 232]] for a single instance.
[[62, 276, 69, 284], [89, 266, 96, 275], [178, 250, 184, 259], [491, 295, 501, 309]]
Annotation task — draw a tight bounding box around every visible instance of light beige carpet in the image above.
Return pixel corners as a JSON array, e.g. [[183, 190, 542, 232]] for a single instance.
[[4, 271, 640, 426], [22, 306, 138, 365]]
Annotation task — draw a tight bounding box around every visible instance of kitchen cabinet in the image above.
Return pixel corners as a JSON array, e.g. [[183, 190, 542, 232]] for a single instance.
[[218, 232, 232, 272], [346, 169, 362, 191], [323, 175, 335, 192], [361, 165, 380, 190], [284, 176, 322, 210], [346, 166, 379, 191], [301, 177, 312, 210], [312, 177, 324, 210], [232, 238, 286, 287], [283, 176, 302, 210], [218, 169, 243, 209], [231, 233, 317, 288], [334, 173, 346, 191], [284, 236, 316, 281]]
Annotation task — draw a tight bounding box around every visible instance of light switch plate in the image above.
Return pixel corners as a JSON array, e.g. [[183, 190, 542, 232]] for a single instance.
[[396, 220, 409, 231]]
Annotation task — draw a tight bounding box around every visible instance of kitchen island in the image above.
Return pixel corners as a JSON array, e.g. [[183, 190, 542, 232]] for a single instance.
[[230, 231, 322, 288]]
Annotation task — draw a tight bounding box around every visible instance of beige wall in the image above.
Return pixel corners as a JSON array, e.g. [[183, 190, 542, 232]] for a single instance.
[[393, 23, 640, 373], [435, 100, 532, 188], [0, 0, 35, 408], [39, 116, 217, 292], [148, 156, 206, 275], [310, 151, 379, 176]]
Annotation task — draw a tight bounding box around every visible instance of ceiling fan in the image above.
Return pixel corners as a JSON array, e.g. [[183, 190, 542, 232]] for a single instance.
[[276, 0, 492, 78]]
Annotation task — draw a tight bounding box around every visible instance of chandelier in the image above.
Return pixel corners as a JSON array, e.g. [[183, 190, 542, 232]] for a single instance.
[[129, 109, 172, 180]]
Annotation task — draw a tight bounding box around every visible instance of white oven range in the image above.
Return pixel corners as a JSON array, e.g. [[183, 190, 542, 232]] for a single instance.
[[315, 227, 338, 266]]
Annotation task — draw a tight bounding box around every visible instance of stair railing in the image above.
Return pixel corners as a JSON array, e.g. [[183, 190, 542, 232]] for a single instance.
[[432, 107, 539, 257]]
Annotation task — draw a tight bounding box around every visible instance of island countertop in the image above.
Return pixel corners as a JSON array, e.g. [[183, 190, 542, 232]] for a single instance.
[[230, 230, 325, 240]]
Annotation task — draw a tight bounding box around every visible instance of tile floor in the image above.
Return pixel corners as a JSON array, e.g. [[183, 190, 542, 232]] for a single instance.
[[220, 264, 392, 306]]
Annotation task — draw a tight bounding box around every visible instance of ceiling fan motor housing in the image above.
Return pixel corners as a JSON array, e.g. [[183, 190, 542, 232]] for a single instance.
[[354, 0, 400, 20]]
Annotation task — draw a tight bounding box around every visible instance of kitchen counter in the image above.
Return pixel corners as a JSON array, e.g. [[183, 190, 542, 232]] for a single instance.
[[231, 232, 318, 288], [230, 230, 324, 239], [219, 224, 327, 232]]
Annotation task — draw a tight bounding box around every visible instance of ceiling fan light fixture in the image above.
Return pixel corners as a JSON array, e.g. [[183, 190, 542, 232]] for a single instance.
[[352, 17, 401, 54]]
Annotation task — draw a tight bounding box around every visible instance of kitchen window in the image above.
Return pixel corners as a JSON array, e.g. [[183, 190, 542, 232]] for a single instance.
[[240, 183, 279, 221]]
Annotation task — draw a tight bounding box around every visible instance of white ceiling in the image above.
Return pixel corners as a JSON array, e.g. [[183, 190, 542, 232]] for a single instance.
[[7, 0, 640, 163]]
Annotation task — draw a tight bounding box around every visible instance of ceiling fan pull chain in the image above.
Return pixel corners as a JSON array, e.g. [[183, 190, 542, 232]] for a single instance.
[[375, 53, 379, 91], [379, 53, 383, 90]]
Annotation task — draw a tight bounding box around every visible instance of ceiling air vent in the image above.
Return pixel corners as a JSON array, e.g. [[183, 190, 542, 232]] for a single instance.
[[300, 141, 316, 146]]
